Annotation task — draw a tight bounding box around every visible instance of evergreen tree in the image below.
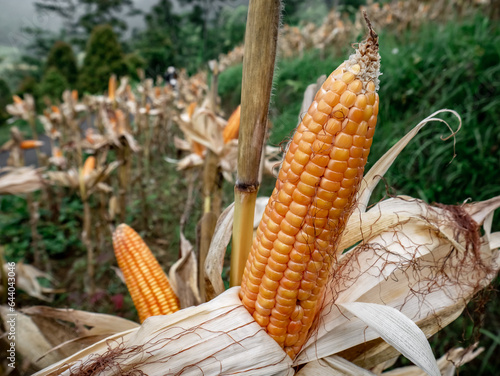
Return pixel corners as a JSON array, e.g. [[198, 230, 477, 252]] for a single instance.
[[46, 41, 78, 85], [38, 68, 70, 102], [78, 24, 127, 93]]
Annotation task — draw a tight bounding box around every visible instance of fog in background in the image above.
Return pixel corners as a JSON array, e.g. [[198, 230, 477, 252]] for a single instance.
[[0, 0, 181, 47]]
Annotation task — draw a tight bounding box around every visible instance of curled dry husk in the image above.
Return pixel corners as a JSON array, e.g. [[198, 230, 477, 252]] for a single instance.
[[45, 161, 120, 196], [0, 306, 138, 371], [169, 98, 242, 182], [0, 167, 44, 194], [34, 112, 500, 375]]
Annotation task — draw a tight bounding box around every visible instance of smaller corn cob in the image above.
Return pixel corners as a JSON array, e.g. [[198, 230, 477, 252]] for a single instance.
[[71, 89, 79, 101], [82, 156, 96, 178], [113, 224, 180, 322], [53, 147, 63, 158], [192, 141, 206, 157], [20, 140, 43, 150], [108, 75, 116, 101], [187, 102, 197, 118], [222, 105, 241, 143], [12, 95, 23, 104]]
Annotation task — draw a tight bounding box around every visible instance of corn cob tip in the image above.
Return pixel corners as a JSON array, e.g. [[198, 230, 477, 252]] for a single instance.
[[344, 13, 380, 91]]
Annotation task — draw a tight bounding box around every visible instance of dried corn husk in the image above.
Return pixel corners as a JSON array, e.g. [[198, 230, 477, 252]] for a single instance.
[[0, 306, 138, 371], [172, 99, 238, 180], [1, 262, 60, 301], [381, 343, 484, 376], [45, 161, 119, 195], [33, 288, 294, 376], [0, 167, 44, 194], [168, 233, 201, 308]]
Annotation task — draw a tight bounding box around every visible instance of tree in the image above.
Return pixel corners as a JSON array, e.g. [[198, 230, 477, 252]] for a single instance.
[[38, 68, 70, 102], [35, 0, 138, 46], [133, 0, 180, 77], [78, 24, 127, 93], [134, 0, 247, 76], [46, 41, 78, 85]]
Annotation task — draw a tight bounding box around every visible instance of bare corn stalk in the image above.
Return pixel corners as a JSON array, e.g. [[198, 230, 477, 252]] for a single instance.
[[230, 0, 281, 286], [198, 68, 223, 301]]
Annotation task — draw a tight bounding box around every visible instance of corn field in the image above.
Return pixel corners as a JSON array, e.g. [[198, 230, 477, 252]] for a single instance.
[[0, 0, 499, 375]]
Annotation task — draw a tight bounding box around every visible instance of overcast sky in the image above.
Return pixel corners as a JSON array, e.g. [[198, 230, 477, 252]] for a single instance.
[[0, 0, 181, 47]]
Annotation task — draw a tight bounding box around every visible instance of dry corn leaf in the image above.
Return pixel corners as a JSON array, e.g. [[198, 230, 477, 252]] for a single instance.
[[296, 355, 376, 376], [0, 306, 139, 371], [204, 203, 235, 300], [21, 306, 140, 336], [339, 302, 440, 376], [381, 344, 484, 376], [8, 262, 60, 302], [0, 167, 44, 194], [45, 161, 120, 195], [0, 306, 64, 370], [168, 232, 201, 308], [357, 109, 461, 212]]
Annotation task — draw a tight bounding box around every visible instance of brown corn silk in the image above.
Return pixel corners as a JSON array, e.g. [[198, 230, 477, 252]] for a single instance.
[[113, 224, 180, 322], [239, 27, 380, 359]]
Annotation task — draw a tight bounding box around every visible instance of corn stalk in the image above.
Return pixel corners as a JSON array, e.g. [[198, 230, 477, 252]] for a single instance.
[[230, 0, 281, 286]]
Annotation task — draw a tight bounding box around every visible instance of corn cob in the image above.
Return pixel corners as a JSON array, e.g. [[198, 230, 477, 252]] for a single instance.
[[82, 156, 96, 178], [108, 75, 116, 101], [223, 105, 241, 143], [113, 224, 180, 322], [239, 20, 380, 360], [20, 140, 43, 150], [192, 141, 206, 157], [12, 95, 23, 105], [71, 89, 79, 101], [187, 102, 197, 118], [53, 147, 63, 158]]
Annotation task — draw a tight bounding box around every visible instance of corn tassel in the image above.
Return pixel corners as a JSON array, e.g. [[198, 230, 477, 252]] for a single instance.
[[113, 224, 180, 322], [223, 105, 241, 143], [239, 20, 380, 359]]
